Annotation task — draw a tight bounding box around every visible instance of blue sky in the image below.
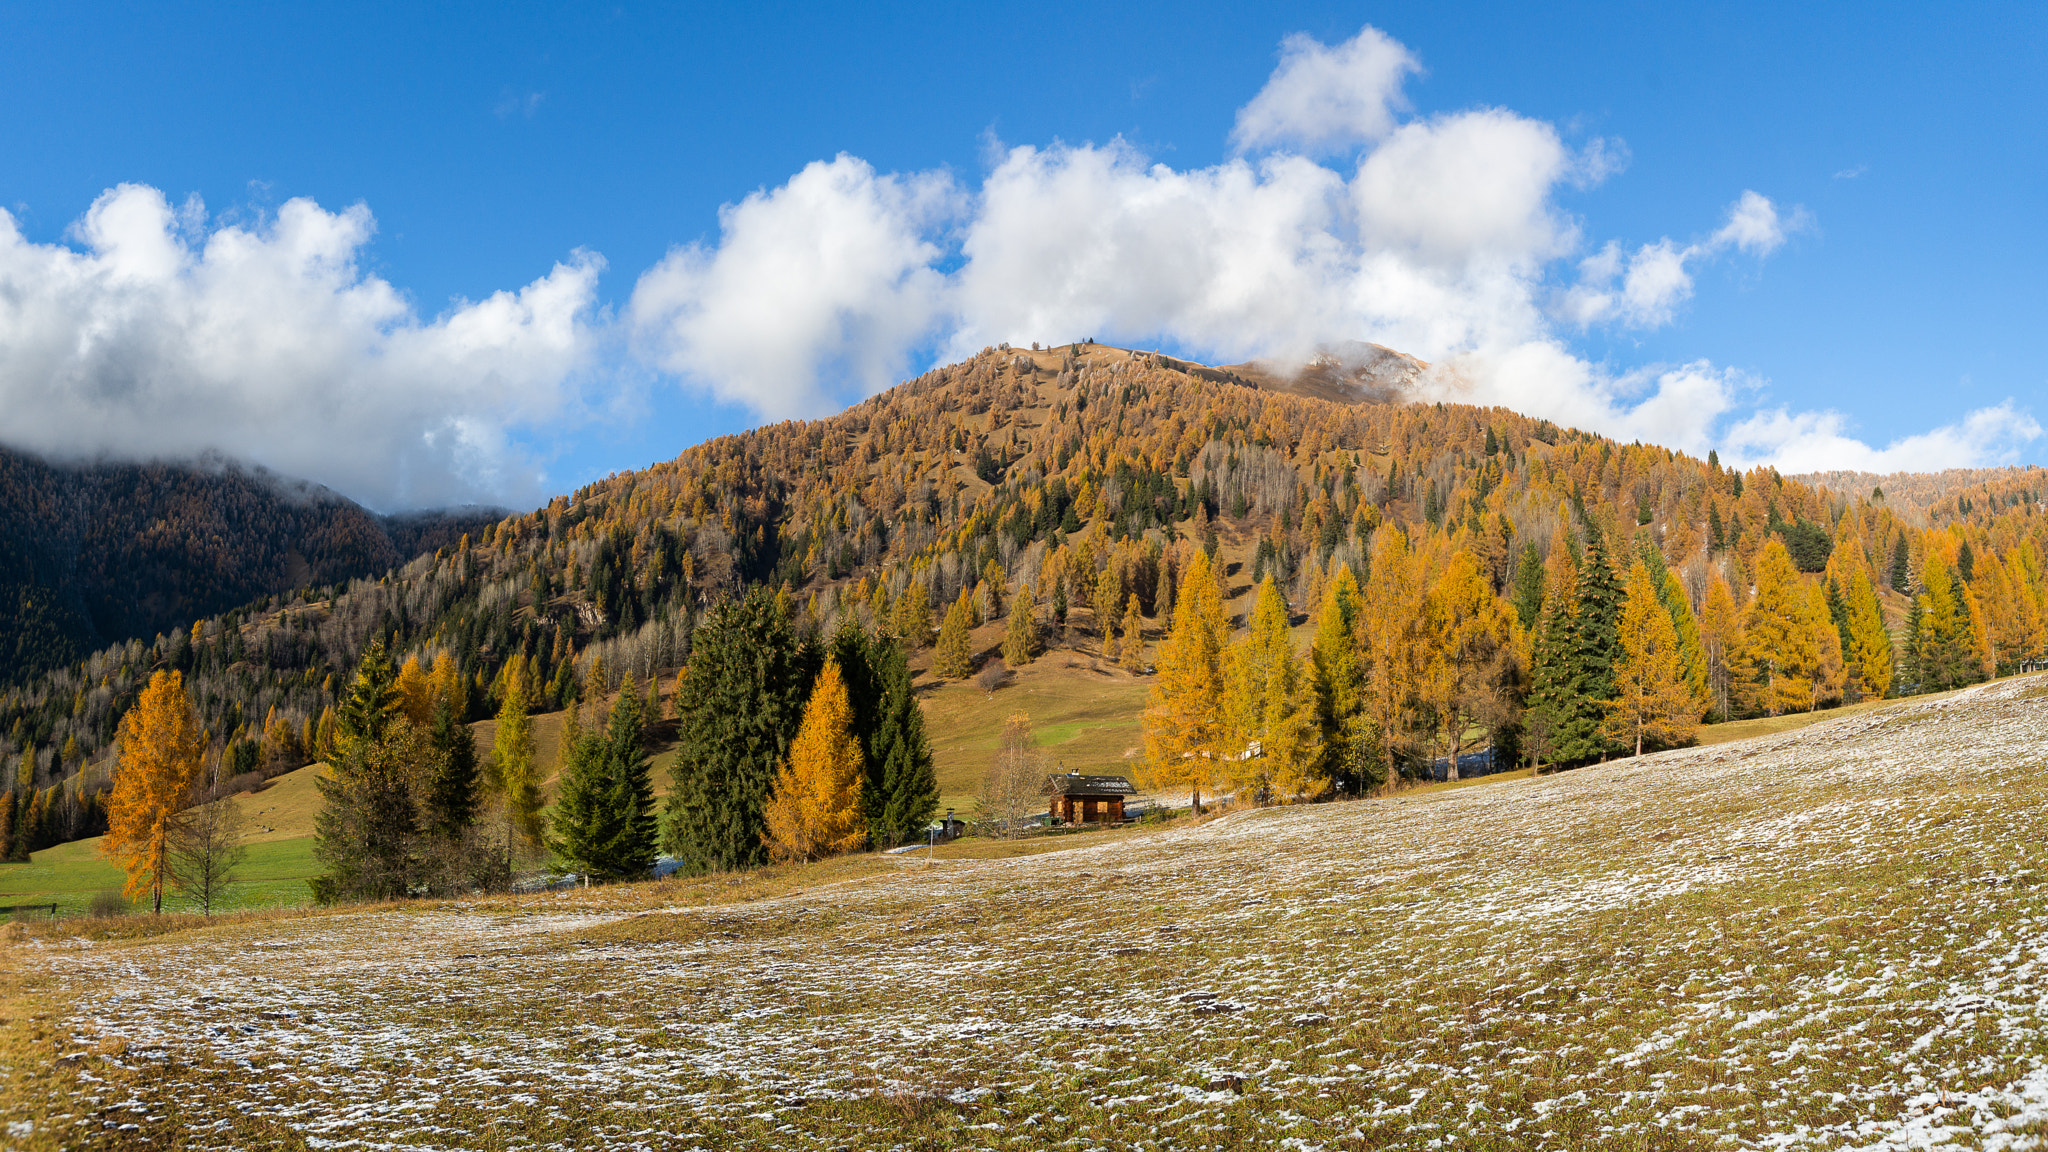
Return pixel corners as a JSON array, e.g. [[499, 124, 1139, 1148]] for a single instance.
[[0, 1, 2042, 509]]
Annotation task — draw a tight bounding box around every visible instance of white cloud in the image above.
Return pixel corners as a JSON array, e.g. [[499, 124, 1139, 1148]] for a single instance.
[[1231, 26, 1419, 155], [5, 25, 2026, 509], [1712, 189, 1787, 256], [1559, 189, 1797, 329], [629, 155, 959, 420], [0, 184, 601, 509], [626, 27, 1865, 470], [1722, 401, 2044, 474]]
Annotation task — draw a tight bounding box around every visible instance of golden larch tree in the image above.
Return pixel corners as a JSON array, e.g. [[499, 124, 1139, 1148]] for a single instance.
[[103, 670, 204, 913], [934, 590, 977, 678], [1604, 560, 1699, 756], [1003, 586, 1040, 666], [1739, 539, 1822, 716], [1119, 594, 1147, 672], [1699, 568, 1743, 721], [1224, 577, 1322, 801], [1842, 566, 1895, 699], [1419, 548, 1516, 781], [491, 655, 545, 858], [395, 655, 435, 726], [1359, 527, 1425, 790], [1094, 564, 1123, 652], [1144, 548, 1229, 811], [763, 658, 868, 862]]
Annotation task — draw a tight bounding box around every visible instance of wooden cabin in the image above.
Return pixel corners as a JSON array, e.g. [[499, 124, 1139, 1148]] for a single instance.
[[1046, 772, 1137, 825]]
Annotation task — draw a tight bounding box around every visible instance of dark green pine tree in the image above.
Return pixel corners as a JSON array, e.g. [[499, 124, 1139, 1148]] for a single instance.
[[662, 587, 818, 873], [1890, 537, 1912, 590], [549, 726, 619, 878], [1567, 521, 1626, 760], [870, 638, 938, 847], [599, 676, 659, 878], [1523, 570, 1587, 769], [1510, 542, 1544, 630], [335, 639, 400, 750], [1899, 599, 1927, 696], [1824, 578, 1857, 679], [551, 675, 659, 880], [423, 693, 480, 839], [829, 622, 888, 847]]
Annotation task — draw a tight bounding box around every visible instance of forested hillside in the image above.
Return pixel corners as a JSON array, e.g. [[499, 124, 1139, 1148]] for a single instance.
[[6, 341, 2046, 858], [0, 448, 496, 686], [1794, 465, 2048, 526]]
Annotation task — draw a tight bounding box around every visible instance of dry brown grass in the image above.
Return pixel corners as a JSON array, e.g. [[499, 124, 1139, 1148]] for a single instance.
[[14, 675, 2048, 1149]]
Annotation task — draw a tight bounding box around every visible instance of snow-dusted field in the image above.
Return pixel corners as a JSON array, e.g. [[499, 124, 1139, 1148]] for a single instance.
[[9, 676, 2048, 1150]]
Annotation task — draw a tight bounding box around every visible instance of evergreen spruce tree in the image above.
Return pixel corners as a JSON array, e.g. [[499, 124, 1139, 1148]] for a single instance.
[[423, 694, 479, 839], [1572, 522, 1626, 740], [1308, 567, 1372, 792], [1525, 532, 1591, 768], [663, 587, 817, 873], [548, 725, 617, 879], [334, 640, 400, 755], [1900, 599, 1927, 695], [599, 676, 658, 878], [1510, 542, 1544, 629], [870, 638, 938, 848], [1918, 555, 1983, 691]]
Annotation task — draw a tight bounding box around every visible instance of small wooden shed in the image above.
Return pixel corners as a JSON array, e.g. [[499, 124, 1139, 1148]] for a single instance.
[[1046, 772, 1137, 825]]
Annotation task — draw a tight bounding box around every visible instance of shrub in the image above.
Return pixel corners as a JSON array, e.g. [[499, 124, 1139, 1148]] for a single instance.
[[87, 890, 130, 917]]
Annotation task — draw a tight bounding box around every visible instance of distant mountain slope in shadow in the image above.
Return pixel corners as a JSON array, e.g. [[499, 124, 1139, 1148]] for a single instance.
[[0, 446, 502, 683]]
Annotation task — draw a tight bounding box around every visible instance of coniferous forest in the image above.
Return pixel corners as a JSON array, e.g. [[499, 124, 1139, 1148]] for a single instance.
[[6, 341, 2048, 866]]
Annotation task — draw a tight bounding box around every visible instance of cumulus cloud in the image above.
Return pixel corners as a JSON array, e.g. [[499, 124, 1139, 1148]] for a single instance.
[[1230, 26, 1419, 155], [626, 24, 1881, 469], [1559, 190, 1795, 329], [629, 155, 959, 420], [0, 184, 600, 509], [7, 24, 2029, 508], [1722, 401, 2044, 474]]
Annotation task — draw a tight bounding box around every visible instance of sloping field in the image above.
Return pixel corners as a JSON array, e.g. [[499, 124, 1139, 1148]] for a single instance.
[[918, 653, 1151, 808], [6, 676, 2048, 1149]]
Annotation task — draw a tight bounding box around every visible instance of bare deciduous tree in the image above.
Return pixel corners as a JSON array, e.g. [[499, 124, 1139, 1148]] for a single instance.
[[170, 758, 248, 915], [975, 714, 1045, 839]]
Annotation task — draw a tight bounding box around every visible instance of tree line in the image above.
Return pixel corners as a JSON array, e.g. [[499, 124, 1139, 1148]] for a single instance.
[[9, 341, 2048, 865]]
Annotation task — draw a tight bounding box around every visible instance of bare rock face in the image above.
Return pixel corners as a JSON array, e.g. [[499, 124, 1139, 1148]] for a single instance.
[[1224, 341, 1429, 406]]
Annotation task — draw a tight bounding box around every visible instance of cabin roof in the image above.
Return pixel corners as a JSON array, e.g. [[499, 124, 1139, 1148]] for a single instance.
[[1045, 773, 1137, 798]]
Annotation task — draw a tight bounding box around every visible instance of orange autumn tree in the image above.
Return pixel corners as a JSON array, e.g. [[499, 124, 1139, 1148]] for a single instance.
[[1604, 560, 1699, 757], [763, 658, 867, 863], [1144, 548, 1229, 812], [103, 670, 204, 913]]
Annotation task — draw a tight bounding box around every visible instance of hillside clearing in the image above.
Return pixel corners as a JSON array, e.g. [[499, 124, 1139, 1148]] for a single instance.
[[4, 675, 2047, 1148]]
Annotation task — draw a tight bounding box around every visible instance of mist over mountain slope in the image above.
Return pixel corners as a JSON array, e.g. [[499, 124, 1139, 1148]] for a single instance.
[[0, 446, 500, 684]]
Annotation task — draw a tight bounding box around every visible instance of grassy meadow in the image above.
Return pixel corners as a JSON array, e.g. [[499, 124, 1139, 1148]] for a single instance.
[[5, 674, 2048, 1149], [0, 648, 1154, 915]]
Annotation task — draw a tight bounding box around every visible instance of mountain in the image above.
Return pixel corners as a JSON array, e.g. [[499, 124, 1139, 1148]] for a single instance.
[[0, 446, 501, 684], [1793, 466, 2048, 526], [6, 340, 2044, 852]]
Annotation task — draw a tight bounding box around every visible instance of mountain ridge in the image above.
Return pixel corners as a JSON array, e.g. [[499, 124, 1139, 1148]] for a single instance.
[[3, 339, 2043, 859], [0, 444, 502, 684]]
